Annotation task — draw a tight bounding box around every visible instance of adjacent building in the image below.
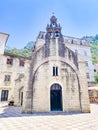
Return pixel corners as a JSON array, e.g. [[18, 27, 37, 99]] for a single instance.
[[0, 32, 30, 105]]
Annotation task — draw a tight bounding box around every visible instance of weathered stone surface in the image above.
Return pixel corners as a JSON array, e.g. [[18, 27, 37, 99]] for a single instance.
[[22, 15, 90, 113]]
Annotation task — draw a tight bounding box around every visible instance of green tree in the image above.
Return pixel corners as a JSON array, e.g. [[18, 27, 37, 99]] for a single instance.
[[94, 73, 98, 83]]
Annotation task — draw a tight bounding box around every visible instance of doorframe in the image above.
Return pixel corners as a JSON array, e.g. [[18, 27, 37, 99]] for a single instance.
[[50, 83, 63, 111]]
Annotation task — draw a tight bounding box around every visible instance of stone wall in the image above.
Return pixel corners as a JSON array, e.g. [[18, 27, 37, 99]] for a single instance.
[[66, 42, 94, 82], [0, 33, 9, 55], [22, 37, 90, 113], [32, 60, 81, 112], [0, 53, 30, 106]]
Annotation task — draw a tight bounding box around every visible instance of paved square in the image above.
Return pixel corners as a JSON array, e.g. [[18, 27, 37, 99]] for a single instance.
[[0, 103, 98, 130]]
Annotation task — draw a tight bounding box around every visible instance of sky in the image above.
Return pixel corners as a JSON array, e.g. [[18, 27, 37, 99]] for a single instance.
[[0, 0, 98, 49]]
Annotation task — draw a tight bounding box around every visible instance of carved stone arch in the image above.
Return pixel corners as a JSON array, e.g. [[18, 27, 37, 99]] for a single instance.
[[32, 59, 80, 93], [31, 59, 82, 112], [33, 57, 78, 74], [32, 58, 80, 81], [32, 59, 80, 90]]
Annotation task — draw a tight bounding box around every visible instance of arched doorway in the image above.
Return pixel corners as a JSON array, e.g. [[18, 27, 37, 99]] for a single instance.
[[50, 83, 62, 111]]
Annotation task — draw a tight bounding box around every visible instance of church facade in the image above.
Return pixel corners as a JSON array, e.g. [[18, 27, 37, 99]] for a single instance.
[[22, 16, 90, 113], [0, 16, 92, 113]]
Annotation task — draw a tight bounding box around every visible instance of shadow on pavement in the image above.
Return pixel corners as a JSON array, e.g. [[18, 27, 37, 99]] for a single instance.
[[0, 105, 88, 118]]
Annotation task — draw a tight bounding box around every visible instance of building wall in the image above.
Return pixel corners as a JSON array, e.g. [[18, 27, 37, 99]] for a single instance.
[[0, 33, 9, 54], [65, 42, 94, 82], [0, 53, 30, 106], [22, 37, 90, 113], [32, 60, 81, 112]]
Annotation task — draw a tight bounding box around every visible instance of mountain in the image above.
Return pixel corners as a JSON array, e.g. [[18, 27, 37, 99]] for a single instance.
[[24, 41, 34, 49]]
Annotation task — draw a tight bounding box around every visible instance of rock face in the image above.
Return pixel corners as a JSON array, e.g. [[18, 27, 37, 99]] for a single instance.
[[22, 16, 90, 113]]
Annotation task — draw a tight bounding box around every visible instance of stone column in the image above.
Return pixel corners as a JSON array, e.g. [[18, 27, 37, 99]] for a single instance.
[[14, 81, 20, 106], [22, 54, 36, 113], [22, 89, 33, 113]]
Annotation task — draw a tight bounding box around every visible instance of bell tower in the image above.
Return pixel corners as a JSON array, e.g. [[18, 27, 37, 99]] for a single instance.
[[45, 15, 64, 43]]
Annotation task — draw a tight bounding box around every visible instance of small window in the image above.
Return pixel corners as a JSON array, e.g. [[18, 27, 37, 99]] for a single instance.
[[55, 31, 60, 37], [71, 39, 74, 44], [84, 51, 87, 56], [94, 69, 96, 72], [1, 90, 9, 101], [85, 61, 88, 67], [53, 67, 55, 76], [68, 51, 71, 59], [86, 73, 90, 79], [19, 60, 24, 67], [80, 41, 82, 45], [56, 67, 58, 76], [53, 67, 58, 76], [4, 75, 11, 81], [7, 58, 13, 65], [89, 90, 93, 97]]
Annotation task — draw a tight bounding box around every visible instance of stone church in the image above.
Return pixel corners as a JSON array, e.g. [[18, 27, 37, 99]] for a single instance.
[[22, 15, 90, 113], [0, 15, 93, 113]]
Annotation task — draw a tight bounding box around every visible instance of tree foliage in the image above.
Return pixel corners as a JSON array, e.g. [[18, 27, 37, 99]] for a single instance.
[[5, 41, 34, 58], [90, 42, 98, 64], [94, 73, 98, 83]]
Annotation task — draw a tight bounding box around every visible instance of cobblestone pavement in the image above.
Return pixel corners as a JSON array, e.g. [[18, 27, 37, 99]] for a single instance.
[[0, 103, 98, 130]]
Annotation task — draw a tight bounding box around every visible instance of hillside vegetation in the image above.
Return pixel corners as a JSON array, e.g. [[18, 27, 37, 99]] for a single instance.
[[5, 41, 34, 58], [5, 35, 98, 64], [90, 42, 98, 64], [84, 34, 98, 64]]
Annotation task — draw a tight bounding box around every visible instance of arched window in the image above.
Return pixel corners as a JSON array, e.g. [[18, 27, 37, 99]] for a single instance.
[[55, 31, 60, 37], [53, 67, 58, 76]]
